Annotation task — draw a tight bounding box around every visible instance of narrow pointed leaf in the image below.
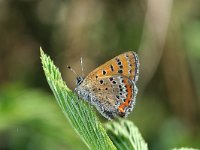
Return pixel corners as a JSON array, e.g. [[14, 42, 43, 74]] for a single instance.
[[40, 48, 116, 150]]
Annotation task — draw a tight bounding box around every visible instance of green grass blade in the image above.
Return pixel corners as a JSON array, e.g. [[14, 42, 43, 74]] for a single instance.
[[105, 119, 148, 150], [40, 48, 116, 150]]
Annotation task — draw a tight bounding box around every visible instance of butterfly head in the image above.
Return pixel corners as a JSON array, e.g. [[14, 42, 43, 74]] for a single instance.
[[76, 76, 84, 86], [75, 76, 84, 97], [75, 77, 91, 101], [67, 65, 84, 86]]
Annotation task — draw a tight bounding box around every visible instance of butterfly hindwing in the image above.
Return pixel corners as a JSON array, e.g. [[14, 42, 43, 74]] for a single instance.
[[87, 75, 137, 119]]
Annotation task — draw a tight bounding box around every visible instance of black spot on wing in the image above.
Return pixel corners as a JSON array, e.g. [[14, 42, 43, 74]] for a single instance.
[[100, 80, 103, 84], [110, 65, 114, 71], [102, 70, 106, 75], [118, 70, 123, 74]]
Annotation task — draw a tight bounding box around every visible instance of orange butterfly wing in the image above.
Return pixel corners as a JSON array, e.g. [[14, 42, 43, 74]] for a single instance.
[[86, 51, 139, 82]]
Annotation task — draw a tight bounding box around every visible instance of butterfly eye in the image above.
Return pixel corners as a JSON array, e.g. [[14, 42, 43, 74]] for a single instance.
[[76, 76, 84, 85]]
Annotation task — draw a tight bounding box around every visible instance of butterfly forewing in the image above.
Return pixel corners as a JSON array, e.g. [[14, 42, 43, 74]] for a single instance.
[[87, 51, 139, 83]]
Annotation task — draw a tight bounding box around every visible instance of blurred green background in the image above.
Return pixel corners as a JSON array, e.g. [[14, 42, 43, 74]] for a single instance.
[[0, 0, 200, 149]]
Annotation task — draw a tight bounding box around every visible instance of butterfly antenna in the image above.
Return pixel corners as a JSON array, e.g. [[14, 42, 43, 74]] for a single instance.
[[80, 57, 85, 77], [67, 65, 79, 77]]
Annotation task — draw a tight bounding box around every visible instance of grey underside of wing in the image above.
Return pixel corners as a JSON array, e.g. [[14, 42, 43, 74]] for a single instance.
[[89, 75, 137, 118]]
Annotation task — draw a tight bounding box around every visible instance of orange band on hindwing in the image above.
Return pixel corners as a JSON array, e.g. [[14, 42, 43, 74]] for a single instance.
[[118, 78, 133, 113]]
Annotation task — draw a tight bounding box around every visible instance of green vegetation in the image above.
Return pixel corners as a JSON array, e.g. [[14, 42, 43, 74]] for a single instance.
[[0, 1, 200, 149], [40, 49, 198, 150], [105, 120, 148, 150], [40, 48, 116, 150]]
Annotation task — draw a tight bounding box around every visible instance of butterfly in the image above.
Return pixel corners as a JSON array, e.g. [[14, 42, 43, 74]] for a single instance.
[[69, 51, 139, 119]]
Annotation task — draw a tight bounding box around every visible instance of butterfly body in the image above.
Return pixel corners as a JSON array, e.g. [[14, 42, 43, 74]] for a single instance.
[[74, 51, 139, 119]]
